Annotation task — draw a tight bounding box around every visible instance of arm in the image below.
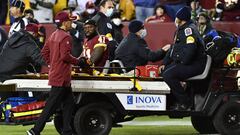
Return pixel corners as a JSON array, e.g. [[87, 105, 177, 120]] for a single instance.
[[90, 46, 105, 65], [137, 42, 167, 62], [27, 42, 46, 66], [41, 40, 50, 65], [59, 37, 79, 65]]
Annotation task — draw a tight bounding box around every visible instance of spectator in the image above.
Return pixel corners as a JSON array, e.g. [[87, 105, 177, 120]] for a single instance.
[[8, 0, 29, 37], [0, 23, 45, 82], [0, 27, 8, 52], [24, 9, 46, 49], [134, 0, 159, 22], [216, 0, 240, 21], [119, 0, 135, 21], [196, 12, 213, 38], [82, 19, 109, 70], [160, 0, 186, 20], [30, 0, 56, 23], [190, 0, 204, 21], [211, 2, 224, 21], [145, 5, 172, 23], [80, 1, 98, 23], [24, 9, 39, 24], [111, 11, 124, 43], [115, 20, 170, 72], [0, 0, 8, 25], [68, 0, 96, 14]]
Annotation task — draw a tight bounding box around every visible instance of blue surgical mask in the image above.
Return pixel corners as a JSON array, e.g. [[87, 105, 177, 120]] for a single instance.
[[140, 29, 147, 38], [105, 8, 114, 17]]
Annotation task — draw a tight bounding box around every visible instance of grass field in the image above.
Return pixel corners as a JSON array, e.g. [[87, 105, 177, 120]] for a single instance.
[[0, 116, 198, 135]]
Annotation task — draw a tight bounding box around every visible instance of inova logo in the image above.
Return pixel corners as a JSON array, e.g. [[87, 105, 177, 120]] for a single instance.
[[127, 96, 133, 104], [136, 96, 162, 104]]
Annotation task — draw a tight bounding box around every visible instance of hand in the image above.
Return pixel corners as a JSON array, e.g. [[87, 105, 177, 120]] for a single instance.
[[162, 44, 171, 52], [159, 65, 165, 74], [78, 57, 90, 68]]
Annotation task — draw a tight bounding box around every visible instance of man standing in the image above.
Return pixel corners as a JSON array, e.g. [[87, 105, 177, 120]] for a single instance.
[[92, 0, 118, 61], [161, 6, 206, 111], [27, 11, 87, 135], [115, 20, 170, 72], [9, 0, 29, 37]]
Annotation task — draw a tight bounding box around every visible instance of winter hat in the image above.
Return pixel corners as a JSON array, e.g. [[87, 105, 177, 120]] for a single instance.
[[25, 23, 39, 34], [176, 6, 191, 22], [128, 20, 144, 33], [84, 19, 97, 26], [11, 0, 25, 12], [54, 11, 77, 24]]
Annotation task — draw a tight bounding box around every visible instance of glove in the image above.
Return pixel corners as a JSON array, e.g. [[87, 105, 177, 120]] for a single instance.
[[78, 57, 91, 68]]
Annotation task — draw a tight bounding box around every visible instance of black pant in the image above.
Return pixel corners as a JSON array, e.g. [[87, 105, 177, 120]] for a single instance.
[[33, 86, 74, 135], [162, 61, 205, 105]]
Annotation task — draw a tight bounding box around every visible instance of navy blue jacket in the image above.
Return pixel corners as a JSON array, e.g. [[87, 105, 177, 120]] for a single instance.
[[163, 21, 206, 65], [115, 33, 166, 71]]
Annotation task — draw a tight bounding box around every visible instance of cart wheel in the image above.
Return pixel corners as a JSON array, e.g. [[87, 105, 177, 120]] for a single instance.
[[191, 115, 218, 134], [74, 103, 112, 135], [213, 101, 240, 135], [54, 112, 76, 135]]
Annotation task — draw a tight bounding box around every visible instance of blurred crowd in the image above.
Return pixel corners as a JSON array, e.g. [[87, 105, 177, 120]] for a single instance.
[[0, 0, 239, 26]]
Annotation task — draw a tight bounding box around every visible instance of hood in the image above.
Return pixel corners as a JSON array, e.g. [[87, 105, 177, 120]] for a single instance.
[[8, 30, 31, 48]]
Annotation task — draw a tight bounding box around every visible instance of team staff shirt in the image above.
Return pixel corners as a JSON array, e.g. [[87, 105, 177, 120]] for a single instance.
[[82, 35, 109, 67], [163, 21, 206, 65], [41, 29, 79, 87]]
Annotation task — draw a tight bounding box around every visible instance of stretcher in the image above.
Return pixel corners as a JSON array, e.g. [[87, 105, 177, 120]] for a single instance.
[[1, 74, 170, 94]]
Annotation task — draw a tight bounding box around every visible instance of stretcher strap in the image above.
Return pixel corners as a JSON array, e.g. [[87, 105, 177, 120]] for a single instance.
[[130, 79, 142, 91]]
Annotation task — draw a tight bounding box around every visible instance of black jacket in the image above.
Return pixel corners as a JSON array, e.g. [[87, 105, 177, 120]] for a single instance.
[[92, 12, 115, 37], [115, 33, 166, 71], [0, 30, 45, 82], [0, 27, 8, 51], [163, 21, 206, 66]]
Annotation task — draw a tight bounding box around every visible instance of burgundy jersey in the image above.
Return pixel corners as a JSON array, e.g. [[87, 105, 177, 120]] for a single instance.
[[82, 35, 109, 67]]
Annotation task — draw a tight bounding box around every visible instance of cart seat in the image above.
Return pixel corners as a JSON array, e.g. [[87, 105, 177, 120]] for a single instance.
[[187, 55, 212, 81], [109, 60, 127, 74]]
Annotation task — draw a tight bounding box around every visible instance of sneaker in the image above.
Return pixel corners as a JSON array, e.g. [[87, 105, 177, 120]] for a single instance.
[[26, 129, 39, 135]]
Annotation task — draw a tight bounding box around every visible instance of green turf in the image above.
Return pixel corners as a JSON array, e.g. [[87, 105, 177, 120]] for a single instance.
[[0, 116, 198, 135]]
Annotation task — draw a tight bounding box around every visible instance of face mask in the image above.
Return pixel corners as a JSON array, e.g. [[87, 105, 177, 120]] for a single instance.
[[216, 8, 223, 13], [112, 18, 121, 26], [105, 8, 113, 17], [86, 9, 95, 14], [140, 29, 147, 38]]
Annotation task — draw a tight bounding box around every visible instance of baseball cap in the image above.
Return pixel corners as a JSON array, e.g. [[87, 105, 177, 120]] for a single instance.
[[11, 0, 25, 12], [25, 23, 39, 35], [54, 11, 77, 24]]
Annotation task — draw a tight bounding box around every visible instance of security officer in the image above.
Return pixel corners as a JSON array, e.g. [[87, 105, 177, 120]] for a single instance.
[[160, 6, 207, 111], [115, 20, 170, 72], [92, 0, 117, 61]]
